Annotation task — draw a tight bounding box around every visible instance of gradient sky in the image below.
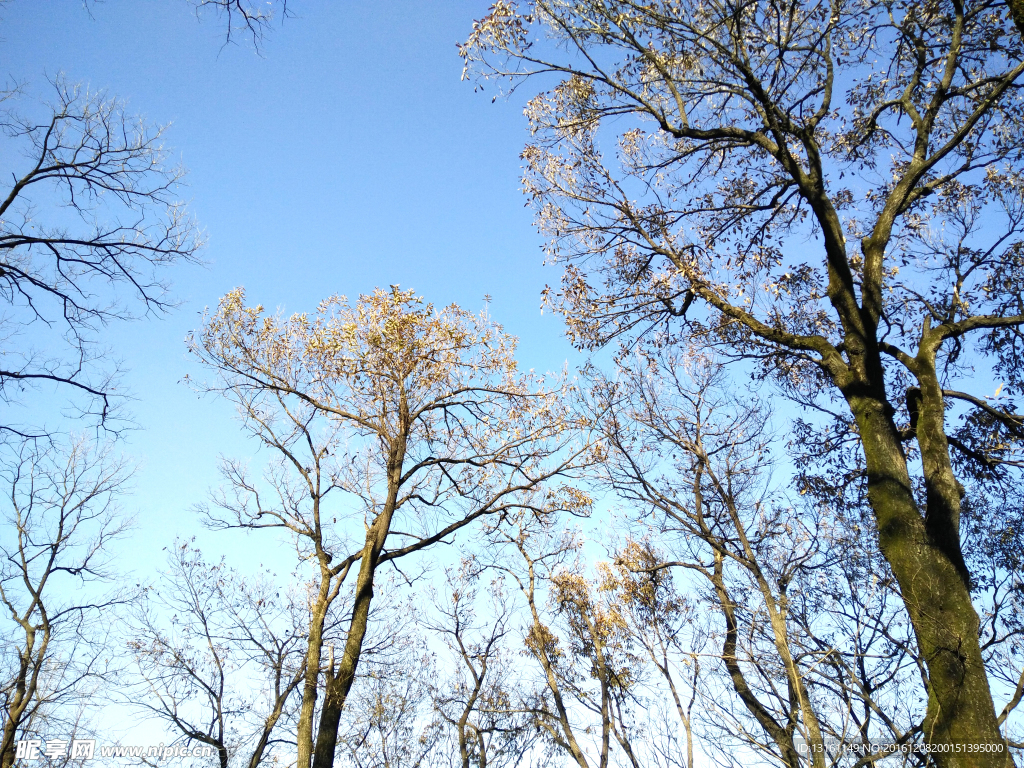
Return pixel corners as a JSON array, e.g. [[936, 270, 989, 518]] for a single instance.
[[3, 1, 583, 573]]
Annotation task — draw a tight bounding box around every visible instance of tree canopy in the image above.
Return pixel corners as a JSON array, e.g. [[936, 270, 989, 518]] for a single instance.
[[460, 0, 1024, 764]]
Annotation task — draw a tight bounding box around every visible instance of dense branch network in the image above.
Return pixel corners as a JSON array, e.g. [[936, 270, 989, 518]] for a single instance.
[[0, 76, 202, 434]]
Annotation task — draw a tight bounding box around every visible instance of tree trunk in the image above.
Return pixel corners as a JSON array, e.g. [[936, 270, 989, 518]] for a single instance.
[[0, 717, 17, 768], [828, 213, 1009, 764], [310, 428, 407, 768], [846, 385, 1010, 768], [296, 569, 333, 768], [1008, 0, 1024, 39], [0, 632, 40, 768], [309, 530, 384, 768]]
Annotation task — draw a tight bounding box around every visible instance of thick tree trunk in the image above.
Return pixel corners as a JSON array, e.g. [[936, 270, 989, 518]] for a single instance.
[[1008, 0, 1024, 39], [912, 343, 971, 587], [824, 198, 1009, 764], [846, 386, 1010, 768]]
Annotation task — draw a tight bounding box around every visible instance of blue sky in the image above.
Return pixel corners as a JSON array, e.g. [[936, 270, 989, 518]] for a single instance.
[[3, 0, 582, 570]]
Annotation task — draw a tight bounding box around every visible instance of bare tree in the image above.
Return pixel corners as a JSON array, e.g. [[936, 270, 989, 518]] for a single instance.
[[188, 287, 593, 768], [475, 506, 641, 768], [586, 344, 949, 767], [425, 566, 539, 768], [0, 76, 202, 435], [127, 542, 306, 768], [592, 348, 831, 767], [462, 0, 1024, 760], [334, 642, 442, 768], [600, 545, 705, 768], [187, 0, 294, 49], [0, 437, 133, 768]]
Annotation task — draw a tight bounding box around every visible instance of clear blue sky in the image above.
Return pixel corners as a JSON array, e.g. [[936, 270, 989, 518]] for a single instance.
[[3, 0, 581, 570]]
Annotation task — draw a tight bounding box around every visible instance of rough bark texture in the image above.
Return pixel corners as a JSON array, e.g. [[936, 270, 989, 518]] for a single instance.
[[1009, 0, 1024, 38], [849, 394, 1006, 767]]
